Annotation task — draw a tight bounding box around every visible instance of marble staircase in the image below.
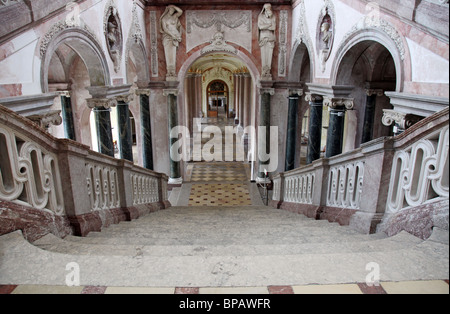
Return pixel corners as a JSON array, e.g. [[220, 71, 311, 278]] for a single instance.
[[0, 205, 448, 288]]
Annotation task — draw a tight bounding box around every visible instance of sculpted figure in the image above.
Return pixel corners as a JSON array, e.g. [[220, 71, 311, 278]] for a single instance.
[[258, 4, 276, 80], [321, 21, 332, 49], [160, 5, 183, 79]]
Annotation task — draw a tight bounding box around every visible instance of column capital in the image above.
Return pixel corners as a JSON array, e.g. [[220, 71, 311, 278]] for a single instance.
[[116, 93, 135, 103], [135, 89, 151, 97], [305, 92, 323, 102], [28, 110, 63, 129], [260, 88, 275, 96], [57, 91, 71, 98], [87, 98, 117, 109], [163, 89, 179, 97], [366, 89, 384, 97], [289, 89, 303, 97], [323, 97, 354, 110], [382, 109, 423, 129]]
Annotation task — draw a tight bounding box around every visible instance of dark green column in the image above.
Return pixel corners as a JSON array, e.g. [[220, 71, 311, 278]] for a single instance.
[[138, 90, 154, 170], [60, 93, 76, 141], [258, 89, 273, 181], [166, 89, 182, 184], [285, 95, 299, 171], [325, 98, 353, 159], [361, 91, 377, 144], [325, 107, 346, 158], [306, 94, 323, 164], [116, 95, 134, 162], [93, 104, 114, 158]]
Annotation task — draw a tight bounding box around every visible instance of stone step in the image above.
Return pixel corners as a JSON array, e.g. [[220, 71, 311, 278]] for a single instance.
[[33, 231, 419, 257], [1, 230, 448, 288]]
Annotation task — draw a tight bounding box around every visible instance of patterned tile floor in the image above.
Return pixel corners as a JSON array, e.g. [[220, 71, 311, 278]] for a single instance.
[[188, 162, 249, 182], [188, 183, 252, 206], [1, 280, 448, 294], [186, 162, 253, 207]]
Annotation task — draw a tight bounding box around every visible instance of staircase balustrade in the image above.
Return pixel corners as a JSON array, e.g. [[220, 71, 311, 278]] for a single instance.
[[272, 107, 449, 236], [0, 104, 170, 238]]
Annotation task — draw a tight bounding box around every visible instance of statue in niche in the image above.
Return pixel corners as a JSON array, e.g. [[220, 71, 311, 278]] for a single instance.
[[160, 5, 183, 80], [258, 3, 276, 80], [321, 21, 332, 49], [318, 14, 333, 73], [105, 8, 122, 73]]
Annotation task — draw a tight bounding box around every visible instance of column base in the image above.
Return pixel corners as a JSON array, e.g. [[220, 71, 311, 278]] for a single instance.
[[168, 177, 183, 185], [256, 177, 271, 184]]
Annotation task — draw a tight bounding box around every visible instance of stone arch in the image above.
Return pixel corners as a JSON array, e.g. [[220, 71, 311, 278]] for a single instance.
[[330, 24, 408, 92], [331, 26, 404, 151], [40, 25, 111, 93], [289, 40, 314, 84]]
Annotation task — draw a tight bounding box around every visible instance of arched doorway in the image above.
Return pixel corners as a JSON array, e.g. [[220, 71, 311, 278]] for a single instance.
[[207, 80, 229, 119], [41, 27, 110, 150], [333, 40, 397, 151]]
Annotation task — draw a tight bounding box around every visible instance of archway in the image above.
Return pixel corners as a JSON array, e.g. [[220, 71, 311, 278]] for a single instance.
[[178, 52, 258, 171], [333, 39, 397, 151], [41, 27, 110, 150], [207, 80, 229, 119], [289, 42, 317, 167]]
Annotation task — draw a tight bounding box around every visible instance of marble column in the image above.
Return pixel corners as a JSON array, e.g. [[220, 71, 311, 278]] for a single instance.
[[234, 74, 239, 123], [257, 88, 274, 181], [87, 98, 116, 158], [285, 95, 299, 171], [242, 74, 251, 129], [239, 74, 245, 127], [305, 93, 323, 164], [59, 91, 76, 141], [137, 89, 154, 170], [165, 89, 182, 184], [195, 72, 203, 118], [324, 97, 354, 158], [116, 94, 134, 162], [362, 89, 383, 144]]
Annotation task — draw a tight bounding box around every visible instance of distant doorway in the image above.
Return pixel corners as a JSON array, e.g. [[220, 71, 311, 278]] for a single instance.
[[207, 80, 229, 119]]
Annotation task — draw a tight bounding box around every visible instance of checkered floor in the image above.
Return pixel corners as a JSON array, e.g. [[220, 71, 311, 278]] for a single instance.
[[185, 162, 253, 207], [189, 162, 249, 182], [188, 183, 252, 206]]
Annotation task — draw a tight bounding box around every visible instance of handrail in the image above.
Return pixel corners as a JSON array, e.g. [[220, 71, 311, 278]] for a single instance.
[[272, 107, 449, 234], [0, 104, 170, 237]]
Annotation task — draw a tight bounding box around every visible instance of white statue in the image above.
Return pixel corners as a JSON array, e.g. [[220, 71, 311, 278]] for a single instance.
[[160, 5, 183, 80], [258, 3, 276, 80]]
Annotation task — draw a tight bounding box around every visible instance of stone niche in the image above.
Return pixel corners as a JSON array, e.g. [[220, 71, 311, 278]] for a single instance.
[[104, 2, 123, 73]]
